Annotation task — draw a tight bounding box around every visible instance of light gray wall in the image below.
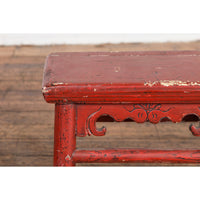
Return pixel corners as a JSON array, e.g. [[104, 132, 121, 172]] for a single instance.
[[0, 34, 200, 45]]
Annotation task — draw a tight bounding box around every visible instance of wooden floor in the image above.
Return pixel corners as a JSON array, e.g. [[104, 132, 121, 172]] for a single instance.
[[1, 41, 200, 166]]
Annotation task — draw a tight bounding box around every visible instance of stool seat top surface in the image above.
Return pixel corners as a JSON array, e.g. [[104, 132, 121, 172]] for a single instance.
[[42, 51, 200, 104]]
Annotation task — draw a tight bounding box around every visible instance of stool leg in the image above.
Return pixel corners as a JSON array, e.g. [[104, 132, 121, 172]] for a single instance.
[[54, 104, 76, 166]]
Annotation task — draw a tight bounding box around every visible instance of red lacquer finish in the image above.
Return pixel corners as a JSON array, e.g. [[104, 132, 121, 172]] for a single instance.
[[54, 104, 76, 166], [73, 149, 200, 163], [189, 124, 200, 136], [43, 84, 200, 104], [76, 104, 200, 136], [42, 51, 200, 166], [43, 51, 200, 104]]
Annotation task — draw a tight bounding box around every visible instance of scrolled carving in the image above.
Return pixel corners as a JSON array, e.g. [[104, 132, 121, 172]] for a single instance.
[[189, 123, 200, 136], [76, 104, 200, 137], [86, 107, 106, 136], [123, 104, 171, 123]]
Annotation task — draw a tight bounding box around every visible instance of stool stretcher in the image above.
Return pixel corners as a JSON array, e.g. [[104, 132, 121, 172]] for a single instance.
[[72, 149, 200, 164]]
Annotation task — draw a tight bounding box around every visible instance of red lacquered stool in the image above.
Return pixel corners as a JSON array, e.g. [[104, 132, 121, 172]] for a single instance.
[[42, 51, 200, 166]]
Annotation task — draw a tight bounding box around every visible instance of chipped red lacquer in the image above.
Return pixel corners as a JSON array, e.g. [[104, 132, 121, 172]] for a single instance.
[[42, 51, 200, 166]]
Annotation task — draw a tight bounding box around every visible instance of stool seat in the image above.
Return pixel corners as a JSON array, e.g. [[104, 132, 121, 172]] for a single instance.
[[43, 51, 200, 104]]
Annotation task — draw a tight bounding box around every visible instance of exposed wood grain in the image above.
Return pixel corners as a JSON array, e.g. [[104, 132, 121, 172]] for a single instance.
[[0, 101, 52, 112], [0, 56, 45, 65], [0, 64, 43, 81], [1, 42, 200, 166], [0, 80, 42, 91]]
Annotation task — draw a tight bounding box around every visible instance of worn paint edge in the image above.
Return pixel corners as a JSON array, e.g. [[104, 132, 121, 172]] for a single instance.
[[144, 80, 200, 87]]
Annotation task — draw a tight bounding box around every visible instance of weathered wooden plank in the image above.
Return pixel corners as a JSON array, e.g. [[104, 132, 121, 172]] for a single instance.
[[0, 110, 54, 125], [0, 141, 53, 156], [0, 80, 43, 91], [0, 66, 43, 81], [0, 46, 15, 56], [0, 117, 197, 136], [0, 115, 198, 138], [1, 138, 200, 157], [0, 101, 52, 112], [0, 155, 53, 166], [0, 56, 45, 65], [0, 124, 53, 139], [3, 41, 200, 57], [77, 139, 200, 149], [0, 90, 43, 101]]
